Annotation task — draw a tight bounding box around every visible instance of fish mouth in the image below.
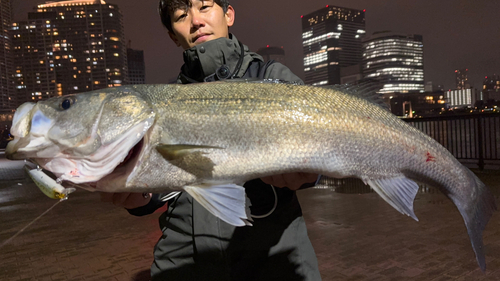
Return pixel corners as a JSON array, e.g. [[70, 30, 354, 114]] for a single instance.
[[12, 116, 155, 192], [118, 138, 143, 169]]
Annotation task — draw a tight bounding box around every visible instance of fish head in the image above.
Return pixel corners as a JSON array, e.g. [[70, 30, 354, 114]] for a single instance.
[[6, 87, 155, 189]]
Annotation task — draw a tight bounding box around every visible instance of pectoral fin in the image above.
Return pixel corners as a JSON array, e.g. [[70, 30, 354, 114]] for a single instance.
[[156, 144, 223, 177], [156, 144, 223, 161], [183, 183, 252, 227], [365, 177, 420, 221]]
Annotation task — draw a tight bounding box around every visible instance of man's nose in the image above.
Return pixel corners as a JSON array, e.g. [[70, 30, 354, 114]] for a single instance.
[[191, 11, 205, 27]]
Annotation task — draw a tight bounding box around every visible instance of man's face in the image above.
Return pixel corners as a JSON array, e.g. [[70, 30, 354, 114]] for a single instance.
[[169, 0, 235, 50]]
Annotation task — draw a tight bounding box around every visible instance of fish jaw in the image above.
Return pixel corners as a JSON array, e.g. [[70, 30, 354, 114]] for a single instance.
[[6, 99, 102, 160], [6, 88, 156, 186], [10, 102, 36, 138], [36, 117, 154, 185], [6, 104, 56, 160]]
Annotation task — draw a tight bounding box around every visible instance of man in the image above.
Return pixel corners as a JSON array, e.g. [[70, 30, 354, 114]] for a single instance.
[[102, 1, 321, 280]]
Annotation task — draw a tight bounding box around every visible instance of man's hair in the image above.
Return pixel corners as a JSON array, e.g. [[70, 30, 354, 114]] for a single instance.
[[159, 0, 230, 33]]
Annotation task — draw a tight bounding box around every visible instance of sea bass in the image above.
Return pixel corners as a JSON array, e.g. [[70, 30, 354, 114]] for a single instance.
[[5, 81, 496, 270]]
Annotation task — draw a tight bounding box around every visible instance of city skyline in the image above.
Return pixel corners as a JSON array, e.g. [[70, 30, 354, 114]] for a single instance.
[[302, 5, 366, 86], [362, 31, 424, 94], [11, 0, 500, 90], [12, 0, 128, 105], [0, 0, 15, 109]]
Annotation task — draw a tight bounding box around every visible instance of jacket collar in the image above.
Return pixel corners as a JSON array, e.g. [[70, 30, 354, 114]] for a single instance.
[[179, 34, 258, 83]]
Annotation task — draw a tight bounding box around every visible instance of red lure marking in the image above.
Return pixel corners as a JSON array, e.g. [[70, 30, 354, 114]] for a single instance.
[[69, 169, 79, 176], [426, 152, 436, 162]]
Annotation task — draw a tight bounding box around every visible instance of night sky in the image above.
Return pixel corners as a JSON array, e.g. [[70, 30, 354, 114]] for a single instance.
[[12, 0, 500, 90]]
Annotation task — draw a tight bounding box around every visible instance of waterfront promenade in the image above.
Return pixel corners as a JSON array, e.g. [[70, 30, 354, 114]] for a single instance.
[[1, 151, 499, 280]]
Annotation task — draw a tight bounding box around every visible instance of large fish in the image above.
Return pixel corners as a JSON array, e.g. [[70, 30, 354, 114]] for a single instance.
[[5, 81, 496, 270]]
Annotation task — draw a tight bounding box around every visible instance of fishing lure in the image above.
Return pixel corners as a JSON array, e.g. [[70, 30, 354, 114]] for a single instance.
[[24, 165, 76, 200]]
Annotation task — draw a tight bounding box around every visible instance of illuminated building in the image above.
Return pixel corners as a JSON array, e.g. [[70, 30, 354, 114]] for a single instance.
[[301, 5, 366, 85], [424, 81, 444, 92], [446, 88, 481, 107], [390, 92, 446, 118], [127, 48, 145, 84], [12, 0, 128, 105], [12, 20, 58, 104], [362, 31, 424, 94], [257, 46, 286, 66], [0, 0, 15, 109], [455, 68, 470, 89], [482, 75, 500, 101]]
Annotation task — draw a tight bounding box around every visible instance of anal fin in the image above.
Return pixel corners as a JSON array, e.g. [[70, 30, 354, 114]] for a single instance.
[[365, 177, 420, 221], [183, 183, 252, 227]]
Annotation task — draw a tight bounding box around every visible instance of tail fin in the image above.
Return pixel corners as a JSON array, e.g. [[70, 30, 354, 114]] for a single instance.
[[452, 170, 497, 271]]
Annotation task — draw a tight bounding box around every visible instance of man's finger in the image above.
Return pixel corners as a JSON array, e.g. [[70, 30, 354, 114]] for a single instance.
[[283, 173, 304, 190], [300, 172, 319, 184]]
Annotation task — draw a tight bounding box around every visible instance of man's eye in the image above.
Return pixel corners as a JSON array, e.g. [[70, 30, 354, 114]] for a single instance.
[[200, 5, 210, 10]]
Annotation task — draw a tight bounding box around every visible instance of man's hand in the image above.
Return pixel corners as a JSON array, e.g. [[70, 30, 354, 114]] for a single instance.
[[100, 192, 152, 209], [261, 173, 318, 190]]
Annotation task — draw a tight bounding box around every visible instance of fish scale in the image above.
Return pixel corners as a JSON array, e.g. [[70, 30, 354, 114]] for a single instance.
[[5, 81, 496, 271]]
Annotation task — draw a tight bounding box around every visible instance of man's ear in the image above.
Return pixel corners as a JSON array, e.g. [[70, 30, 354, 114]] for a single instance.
[[225, 5, 235, 27], [168, 31, 182, 47]]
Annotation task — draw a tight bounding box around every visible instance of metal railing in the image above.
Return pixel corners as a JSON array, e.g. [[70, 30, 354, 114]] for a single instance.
[[404, 113, 500, 170], [318, 113, 500, 191]]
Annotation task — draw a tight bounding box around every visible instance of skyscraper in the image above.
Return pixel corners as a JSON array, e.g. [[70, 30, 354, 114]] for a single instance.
[[301, 5, 366, 86], [0, 0, 15, 109], [455, 68, 470, 89], [362, 31, 424, 94], [12, 0, 128, 105], [127, 47, 145, 84]]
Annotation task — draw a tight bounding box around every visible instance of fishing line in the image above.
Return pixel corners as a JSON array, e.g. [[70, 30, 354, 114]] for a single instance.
[[0, 200, 62, 249], [251, 185, 277, 219]]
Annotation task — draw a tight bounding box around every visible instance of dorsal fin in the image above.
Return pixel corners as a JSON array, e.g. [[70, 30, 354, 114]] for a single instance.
[[321, 78, 389, 110], [218, 78, 301, 85]]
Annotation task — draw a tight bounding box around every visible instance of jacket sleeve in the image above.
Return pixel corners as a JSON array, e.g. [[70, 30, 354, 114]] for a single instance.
[[263, 62, 305, 85]]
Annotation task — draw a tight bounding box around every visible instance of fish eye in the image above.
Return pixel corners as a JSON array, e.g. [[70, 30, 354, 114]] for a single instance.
[[60, 98, 73, 110]]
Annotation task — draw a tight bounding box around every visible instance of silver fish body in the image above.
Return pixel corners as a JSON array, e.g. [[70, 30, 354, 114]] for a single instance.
[[5, 81, 496, 270]]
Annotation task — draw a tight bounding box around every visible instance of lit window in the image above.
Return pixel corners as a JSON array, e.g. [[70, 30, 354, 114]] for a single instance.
[[302, 31, 313, 39], [312, 81, 328, 86]]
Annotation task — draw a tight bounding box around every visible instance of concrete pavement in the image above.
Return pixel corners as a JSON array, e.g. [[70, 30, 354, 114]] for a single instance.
[[0, 155, 499, 280]]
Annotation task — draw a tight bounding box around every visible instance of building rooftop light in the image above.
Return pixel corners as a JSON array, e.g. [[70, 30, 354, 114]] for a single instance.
[[38, 0, 106, 8]]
